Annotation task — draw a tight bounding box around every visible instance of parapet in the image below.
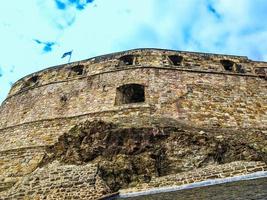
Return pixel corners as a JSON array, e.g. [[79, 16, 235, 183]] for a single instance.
[[7, 48, 267, 99]]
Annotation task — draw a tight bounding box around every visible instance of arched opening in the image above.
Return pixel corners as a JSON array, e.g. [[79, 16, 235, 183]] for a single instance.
[[70, 65, 84, 75], [119, 55, 134, 66], [168, 55, 183, 66], [220, 60, 235, 71], [115, 84, 145, 105]]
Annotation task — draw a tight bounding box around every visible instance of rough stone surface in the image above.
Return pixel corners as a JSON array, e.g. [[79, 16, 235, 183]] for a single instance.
[[0, 49, 266, 199]]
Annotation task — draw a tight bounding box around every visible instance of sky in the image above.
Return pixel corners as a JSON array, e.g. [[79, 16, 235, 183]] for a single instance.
[[1, 0, 267, 103]]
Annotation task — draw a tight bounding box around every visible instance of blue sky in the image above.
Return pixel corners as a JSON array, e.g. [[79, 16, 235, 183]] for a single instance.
[[1, 0, 267, 103]]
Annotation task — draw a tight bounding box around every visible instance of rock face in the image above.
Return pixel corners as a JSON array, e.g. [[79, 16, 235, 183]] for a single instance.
[[0, 49, 266, 199], [42, 120, 267, 192]]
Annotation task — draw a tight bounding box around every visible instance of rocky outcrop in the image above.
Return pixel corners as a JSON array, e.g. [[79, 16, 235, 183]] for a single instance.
[[1, 119, 266, 199], [40, 120, 267, 192]]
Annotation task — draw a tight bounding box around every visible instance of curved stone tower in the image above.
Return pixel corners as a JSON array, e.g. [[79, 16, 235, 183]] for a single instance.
[[0, 49, 266, 199]]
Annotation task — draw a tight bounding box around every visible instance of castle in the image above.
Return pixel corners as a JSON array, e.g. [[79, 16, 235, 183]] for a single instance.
[[0, 49, 266, 199]]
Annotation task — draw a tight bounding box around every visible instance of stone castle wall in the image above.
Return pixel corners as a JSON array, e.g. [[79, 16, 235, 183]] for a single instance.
[[121, 161, 267, 195], [1, 49, 266, 130], [0, 49, 266, 199], [0, 68, 266, 129], [0, 162, 112, 200], [0, 70, 266, 151], [1, 160, 266, 200]]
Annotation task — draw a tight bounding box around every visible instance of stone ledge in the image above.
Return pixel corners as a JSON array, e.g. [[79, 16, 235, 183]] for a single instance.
[[119, 171, 267, 198], [119, 161, 267, 196], [0, 105, 151, 132]]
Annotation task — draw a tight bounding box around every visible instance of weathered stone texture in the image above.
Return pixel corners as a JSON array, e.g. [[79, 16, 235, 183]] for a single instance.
[[0, 49, 266, 130], [120, 161, 267, 194], [0, 147, 45, 182], [0, 161, 111, 200], [0, 49, 266, 199]]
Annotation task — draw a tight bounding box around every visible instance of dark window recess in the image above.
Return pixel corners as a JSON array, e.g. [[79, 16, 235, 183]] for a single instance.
[[255, 68, 266, 78], [220, 60, 235, 71], [71, 65, 84, 75], [29, 76, 38, 83], [119, 55, 134, 65], [23, 75, 39, 88], [168, 55, 183, 66], [235, 64, 246, 73], [60, 95, 68, 103], [115, 84, 145, 105]]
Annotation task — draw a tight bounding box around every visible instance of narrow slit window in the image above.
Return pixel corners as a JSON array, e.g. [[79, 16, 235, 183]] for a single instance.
[[115, 84, 145, 105], [168, 55, 183, 66]]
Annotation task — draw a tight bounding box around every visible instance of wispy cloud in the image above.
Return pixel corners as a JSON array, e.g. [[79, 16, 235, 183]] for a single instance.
[[69, 0, 94, 10], [54, 0, 95, 11], [54, 0, 95, 10], [206, 1, 221, 19], [34, 39, 56, 53], [55, 0, 66, 10], [9, 66, 15, 73], [37, 0, 95, 31]]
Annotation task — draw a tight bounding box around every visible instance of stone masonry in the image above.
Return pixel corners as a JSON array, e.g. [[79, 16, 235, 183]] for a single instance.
[[0, 48, 266, 199]]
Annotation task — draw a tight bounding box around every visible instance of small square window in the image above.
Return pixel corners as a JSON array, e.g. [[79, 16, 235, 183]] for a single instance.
[[118, 55, 134, 66], [220, 60, 235, 71], [168, 55, 183, 66], [70, 65, 84, 75], [115, 84, 145, 105]]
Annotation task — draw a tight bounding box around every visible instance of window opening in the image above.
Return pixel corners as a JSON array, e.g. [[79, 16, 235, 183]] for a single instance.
[[220, 60, 235, 71], [168, 55, 183, 66], [119, 55, 134, 66], [115, 84, 145, 105], [71, 65, 84, 75]]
